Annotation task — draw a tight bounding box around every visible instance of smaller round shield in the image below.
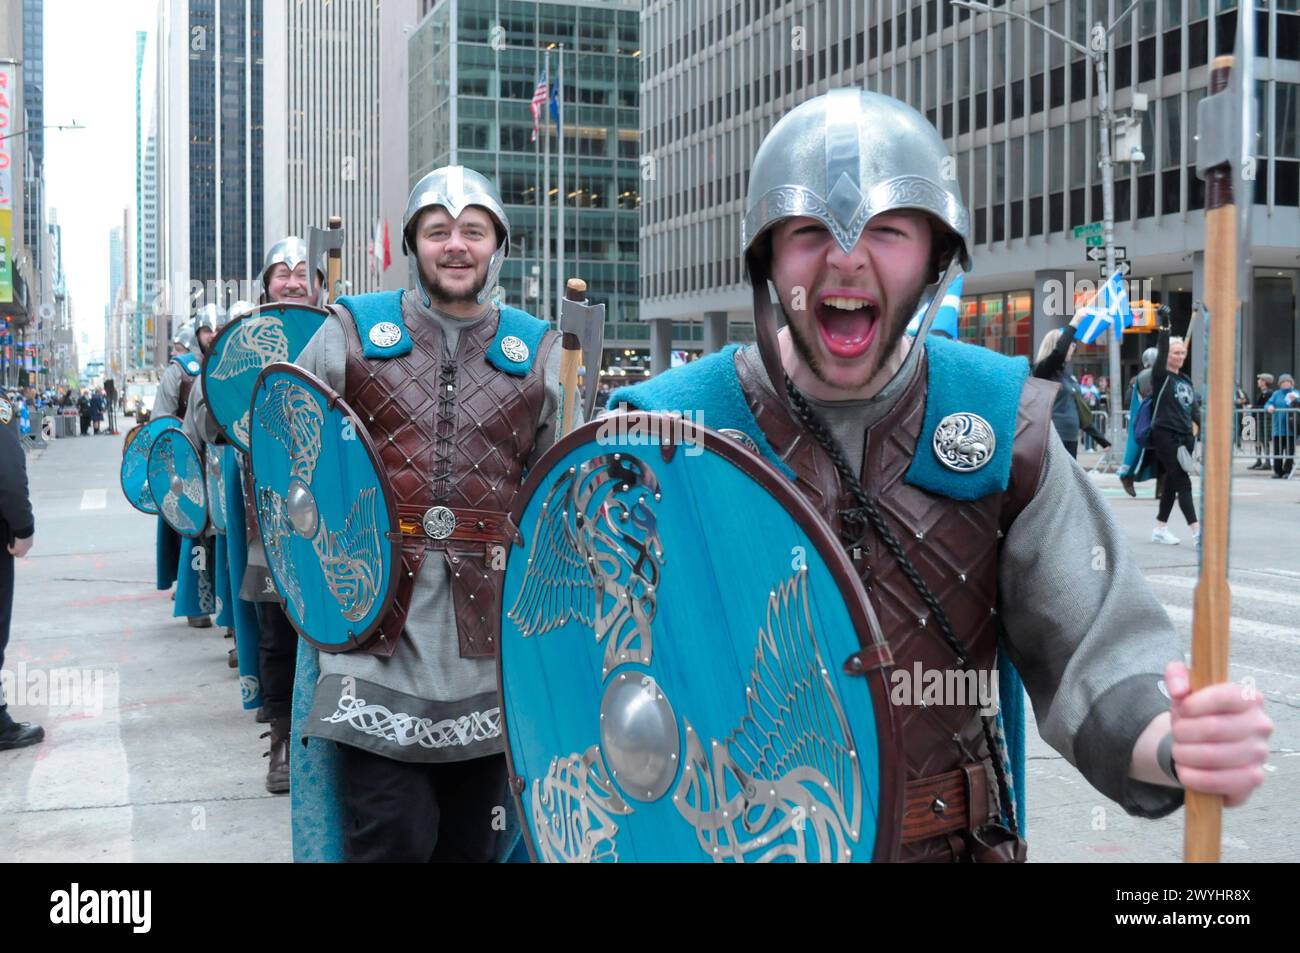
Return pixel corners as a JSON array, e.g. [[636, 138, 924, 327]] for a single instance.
[[203, 302, 329, 453], [206, 444, 229, 534], [148, 428, 209, 539], [248, 363, 401, 652], [120, 414, 185, 515]]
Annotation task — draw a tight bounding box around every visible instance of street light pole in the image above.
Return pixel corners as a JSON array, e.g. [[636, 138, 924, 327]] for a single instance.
[[951, 0, 1140, 460]]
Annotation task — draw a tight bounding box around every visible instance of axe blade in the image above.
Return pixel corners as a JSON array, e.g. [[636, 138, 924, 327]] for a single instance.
[[307, 220, 346, 303], [559, 278, 606, 420]]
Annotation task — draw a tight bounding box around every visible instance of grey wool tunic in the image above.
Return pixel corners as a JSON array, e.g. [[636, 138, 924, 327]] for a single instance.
[[292, 291, 573, 764]]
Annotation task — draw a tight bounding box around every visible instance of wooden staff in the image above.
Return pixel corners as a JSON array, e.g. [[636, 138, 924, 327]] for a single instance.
[[1184, 55, 1239, 865]]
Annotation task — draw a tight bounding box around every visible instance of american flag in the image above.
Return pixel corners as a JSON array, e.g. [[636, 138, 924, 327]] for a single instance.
[[530, 60, 550, 143]]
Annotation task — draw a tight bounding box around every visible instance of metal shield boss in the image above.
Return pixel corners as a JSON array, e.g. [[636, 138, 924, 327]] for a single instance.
[[121, 414, 186, 515], [148, 428, 210, 539], [248, 364, 400, 653], [206, 444, 230, 533], [500, 414, 901, 863], [203, 303, 330, 453]]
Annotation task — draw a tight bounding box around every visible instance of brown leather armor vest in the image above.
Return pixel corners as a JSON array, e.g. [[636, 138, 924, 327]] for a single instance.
[[339, 301, 557, 659], [735, 348, 1055, 862]]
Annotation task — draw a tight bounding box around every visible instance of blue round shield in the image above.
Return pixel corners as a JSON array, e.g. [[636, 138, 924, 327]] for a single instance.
[[500, 415, 902, 863], [206, 444, 229, 534], [203, 303, 329, 453], [120, 414, 185, 515], [248, 363, 401, 652], [148, 428, 209, 539]]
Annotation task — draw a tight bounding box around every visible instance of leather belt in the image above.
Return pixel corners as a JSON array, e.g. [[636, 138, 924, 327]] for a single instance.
[[901, 762, 992, 845], [391, 504, 513, 546]]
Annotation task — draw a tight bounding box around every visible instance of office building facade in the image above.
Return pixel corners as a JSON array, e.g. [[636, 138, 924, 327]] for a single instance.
[[642, 0, 1300, 386], [409, 0, 662, 375]]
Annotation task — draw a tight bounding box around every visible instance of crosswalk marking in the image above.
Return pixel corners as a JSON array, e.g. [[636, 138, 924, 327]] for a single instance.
[[1161, 604, 1300, 648], [1147, 574, 1300, 610], [79, 488, 107, 510]]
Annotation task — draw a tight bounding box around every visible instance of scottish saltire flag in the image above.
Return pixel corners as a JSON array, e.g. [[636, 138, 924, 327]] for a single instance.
[[906, 273, 963, 338], [530, 61, 549, 142], [1075, 270, 1135, 344]]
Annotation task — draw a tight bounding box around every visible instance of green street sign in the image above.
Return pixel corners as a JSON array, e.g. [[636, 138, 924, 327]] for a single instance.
[[1085, 235, 1105, 247], [1073, 222, 1104, 238]]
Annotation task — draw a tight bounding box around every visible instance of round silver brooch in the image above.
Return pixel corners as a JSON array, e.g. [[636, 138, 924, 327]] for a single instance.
[[500, 335, 529, 363], [422, 505, 457, 540], [932, 412, 996, 473], [718, 428, 760, 455], [368, 321, 403, 348]]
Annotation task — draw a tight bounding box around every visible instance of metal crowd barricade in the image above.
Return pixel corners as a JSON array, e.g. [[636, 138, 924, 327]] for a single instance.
[[1237, 406, 1299, 474]]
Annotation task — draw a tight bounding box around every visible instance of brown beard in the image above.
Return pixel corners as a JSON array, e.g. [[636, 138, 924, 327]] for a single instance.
[[784, 282, 928, 393], [418, 260, 487, 307]]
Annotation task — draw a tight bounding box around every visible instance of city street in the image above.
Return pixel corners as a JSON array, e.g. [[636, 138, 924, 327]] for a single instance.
[[1, 426, 1295, 863]]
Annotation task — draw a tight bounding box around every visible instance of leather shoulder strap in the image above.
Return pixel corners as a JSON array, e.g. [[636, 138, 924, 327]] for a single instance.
[[1000, 376, 1057, 531]]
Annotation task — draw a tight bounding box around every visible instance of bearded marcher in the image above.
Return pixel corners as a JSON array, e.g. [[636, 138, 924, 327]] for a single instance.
[[287, 167, 573, 861], [152, 324, 206, 623], [609, 89, 1271, 862]]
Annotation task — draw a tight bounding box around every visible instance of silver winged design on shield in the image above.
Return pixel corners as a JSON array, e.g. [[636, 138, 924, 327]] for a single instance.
[[209, 316, 291, 381], [507, 454, 664, 677], [257, 484, 306, 621], [257, 379, 324, 483], [312, 487, 383, 622], [673, 570, 863, 863]]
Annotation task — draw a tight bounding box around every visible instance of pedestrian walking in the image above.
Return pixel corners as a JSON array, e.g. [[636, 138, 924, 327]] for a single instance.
[[1149, 326, 1201, 545]]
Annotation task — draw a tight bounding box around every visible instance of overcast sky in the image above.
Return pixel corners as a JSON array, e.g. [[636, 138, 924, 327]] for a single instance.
[[43, 0, 158, 362]]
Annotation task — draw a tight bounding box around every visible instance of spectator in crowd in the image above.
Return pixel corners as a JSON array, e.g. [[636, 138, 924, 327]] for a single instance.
[[89, 391, 105, 435], [1265, 372, 1296, 479], [1033, 311, 1086, 457], [76, 390, 91, 436], [1149, 327, 1201, 545], [1250, 373, 1274, 470]]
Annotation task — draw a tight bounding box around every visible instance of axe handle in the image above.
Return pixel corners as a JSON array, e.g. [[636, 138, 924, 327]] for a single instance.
[[559, 333, 582, 437], [1184, 201, 1236, 865], [327, 216, 343, 304]]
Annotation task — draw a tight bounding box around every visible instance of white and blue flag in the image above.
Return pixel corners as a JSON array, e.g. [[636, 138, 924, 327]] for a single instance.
[[1075, 270, 1135, 344], [906, 273, 963, 339]]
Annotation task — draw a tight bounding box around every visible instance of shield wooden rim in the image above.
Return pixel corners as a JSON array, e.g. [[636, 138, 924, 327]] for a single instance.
[[496, 412, 904, 863], [147, 427, 211, 539], [120, 414, 183, 516], [202, 302, 330, 451], [248, 361, 404, 654]]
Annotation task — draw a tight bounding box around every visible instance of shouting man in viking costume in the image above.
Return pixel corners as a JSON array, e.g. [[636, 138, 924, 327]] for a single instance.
[[611, 89, 1271, 861]]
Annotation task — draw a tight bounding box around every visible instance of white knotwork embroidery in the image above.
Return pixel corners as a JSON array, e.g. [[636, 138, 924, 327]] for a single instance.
[[240, 675, 260, 703], [322, 694, 501, 748], [197, 562, 215, 613]]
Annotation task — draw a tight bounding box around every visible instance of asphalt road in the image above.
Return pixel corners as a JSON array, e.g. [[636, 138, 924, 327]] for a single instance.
[[1, 428, 1295, 862]]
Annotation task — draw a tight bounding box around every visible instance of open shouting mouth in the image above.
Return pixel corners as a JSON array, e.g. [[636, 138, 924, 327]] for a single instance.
[[814, 291, 880, 360]]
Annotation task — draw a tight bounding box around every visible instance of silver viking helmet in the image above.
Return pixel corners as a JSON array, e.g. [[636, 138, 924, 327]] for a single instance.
[[259, 236, 326, 301], [742, 88, 971, 403], [172, 323, 197, 354], [1142, 347, 1159, 368], [193, 304, 223, 353], [401, 165, 510, 307]]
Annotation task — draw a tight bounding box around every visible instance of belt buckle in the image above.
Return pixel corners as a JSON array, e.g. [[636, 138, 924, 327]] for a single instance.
[[422, 505, 456, 540]]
